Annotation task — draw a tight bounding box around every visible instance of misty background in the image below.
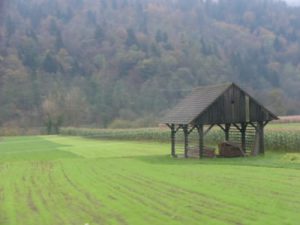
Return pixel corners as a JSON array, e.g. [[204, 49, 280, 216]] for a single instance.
[[285, 0, 300, 5], [0, 0, 300, 133]]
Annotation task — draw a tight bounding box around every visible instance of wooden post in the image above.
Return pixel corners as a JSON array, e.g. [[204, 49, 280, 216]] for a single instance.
[[171, 124, 176, 157], [258, 121, 264, 154], [225, 123, 230, 141], [197, 124, 204, 159], [183, 125, 188, 158], [241, 123, 246, 154]]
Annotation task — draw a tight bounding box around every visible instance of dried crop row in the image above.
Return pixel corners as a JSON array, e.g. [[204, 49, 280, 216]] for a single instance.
[[60, 125, 300, 152]]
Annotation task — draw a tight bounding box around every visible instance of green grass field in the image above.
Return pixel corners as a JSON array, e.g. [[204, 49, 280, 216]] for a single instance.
[[0, 136, 300, 225]]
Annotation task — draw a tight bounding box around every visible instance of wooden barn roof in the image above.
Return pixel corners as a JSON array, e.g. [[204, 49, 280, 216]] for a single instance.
[[161, 82, 278, 125], [161, 83, 231, 124]]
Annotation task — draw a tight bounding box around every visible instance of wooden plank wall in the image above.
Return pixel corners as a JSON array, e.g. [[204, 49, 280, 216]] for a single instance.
[[194, 85, 270, 125]]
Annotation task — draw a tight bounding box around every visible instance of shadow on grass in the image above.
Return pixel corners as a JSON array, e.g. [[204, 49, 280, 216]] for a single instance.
[[134, 153, 300, 170], [0, 136, 80, 162]]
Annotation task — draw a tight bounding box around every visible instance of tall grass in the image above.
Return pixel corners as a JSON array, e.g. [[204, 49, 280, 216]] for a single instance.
[[60, 127, 224, 144], [61, 127, 169, 141], [61, 125, 300, 152], [265, 131, 300, 152]]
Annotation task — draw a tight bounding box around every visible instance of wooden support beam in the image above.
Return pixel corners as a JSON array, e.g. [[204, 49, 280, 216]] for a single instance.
[[171, 124, 176, 157], [166, 123, 171, 129], [204, 124, 215, 136], [249, 122, 257, 130], [233, 123, 242, 131], [263, 120, 270, 127], [240, 123, 247, 153], [225, 123, 231, 141], [217, 124, 226, 132], [188, 125, 196, 135], [183, 125, 189, 158], [175, 125, 182, 134], [218, 123, 230, 141], [197, 125, 204, 159], [258, 121, 264, 154]]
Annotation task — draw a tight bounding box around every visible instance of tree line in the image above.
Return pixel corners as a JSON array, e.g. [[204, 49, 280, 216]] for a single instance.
[[0, 0, 300, 133]]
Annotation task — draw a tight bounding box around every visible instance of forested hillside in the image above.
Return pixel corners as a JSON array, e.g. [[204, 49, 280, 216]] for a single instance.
[[1, 0, 300, 131]]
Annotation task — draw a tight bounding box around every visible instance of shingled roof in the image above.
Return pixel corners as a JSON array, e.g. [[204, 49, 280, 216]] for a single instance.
[[161, 83, 231, 124], [161, 82, 277, 125]]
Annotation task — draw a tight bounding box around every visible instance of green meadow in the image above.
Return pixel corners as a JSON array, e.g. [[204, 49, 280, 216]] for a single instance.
[[0, 135, 300, 225]]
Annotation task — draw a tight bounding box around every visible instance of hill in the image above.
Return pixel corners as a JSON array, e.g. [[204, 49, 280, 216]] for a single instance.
[[1, 0, 300, 130]]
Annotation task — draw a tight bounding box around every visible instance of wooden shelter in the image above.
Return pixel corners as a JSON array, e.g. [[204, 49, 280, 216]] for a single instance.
[[161, 83, 278, 158]]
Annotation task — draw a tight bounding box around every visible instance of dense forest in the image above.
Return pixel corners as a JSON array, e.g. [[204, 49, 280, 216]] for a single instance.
[[1, 0, 300, 132]]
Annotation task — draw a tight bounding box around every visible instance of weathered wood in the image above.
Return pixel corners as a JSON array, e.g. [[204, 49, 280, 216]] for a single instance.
[[188, 125, 196, 135], [191, 84, 277, 125], [171, 124, 176, 157], [233, 123, 241, 131], [225, 123, 230, 141], [204, 124, 214, 136], [249, 122, 257, 129], [197, 125, 204, 159], [183, 125, 189, 158], [217, 124, 226, 132], [161, 83, 278, 159], [263, 120, 270, 127], [241, 123, 247, 153], [252, 129, 260, 156], [175, 125, 182, 134], [258, 121, 264, 154]]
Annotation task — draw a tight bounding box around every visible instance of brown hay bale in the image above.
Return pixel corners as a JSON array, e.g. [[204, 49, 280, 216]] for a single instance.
[[218, 141, 244, 157], [187, 146, 216, 158]]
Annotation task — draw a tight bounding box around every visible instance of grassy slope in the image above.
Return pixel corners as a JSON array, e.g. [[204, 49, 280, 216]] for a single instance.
[[0, 136, 299, 225]]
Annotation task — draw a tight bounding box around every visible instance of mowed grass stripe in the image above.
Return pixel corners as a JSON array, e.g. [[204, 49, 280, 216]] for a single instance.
[[0, 136, 299, 225], [5, 161, 107, 225], [94, 162, 274, 225], [96, 158, 296, 225], [62, 160, 227, 225], [61, 159, 273, 225], [111, 173, 252, 224], [35, 137, 300, 225], [60, 161, 190, 225], [58, 157, 238, 224], [42, 136, 169, 158], [146, 163, 300, 223], [2, 160, 292, 225]]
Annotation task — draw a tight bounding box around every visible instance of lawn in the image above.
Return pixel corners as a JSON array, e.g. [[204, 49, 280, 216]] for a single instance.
[[0, 136, 299, 225]]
